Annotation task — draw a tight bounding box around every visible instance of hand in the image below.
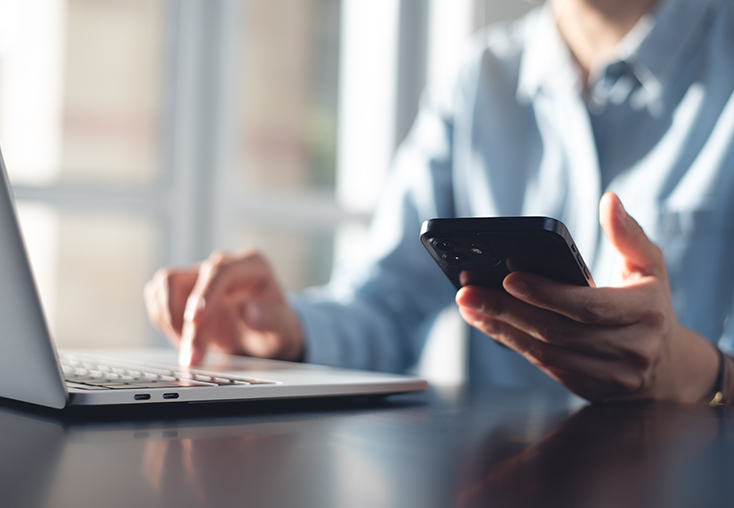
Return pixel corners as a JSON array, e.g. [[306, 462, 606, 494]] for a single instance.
[[456, 192, 720, 403], [144, 250, 304, 367]]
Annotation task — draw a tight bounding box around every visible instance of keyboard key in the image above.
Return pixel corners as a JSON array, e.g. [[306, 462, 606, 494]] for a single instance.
[[241, 379, 276, 385], [126, 382, 182, 388], [61, 355, 278, 388], [66, 382, 110, 390], [174, 380, 217, 387], [134, 366, 174, 376]]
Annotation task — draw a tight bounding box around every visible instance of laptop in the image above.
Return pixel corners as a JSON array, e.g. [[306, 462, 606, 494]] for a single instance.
[[0, 147, 427, 409]]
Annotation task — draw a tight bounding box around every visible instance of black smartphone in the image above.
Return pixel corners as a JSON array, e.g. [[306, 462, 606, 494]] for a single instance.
[[420, 217, 595, 290]]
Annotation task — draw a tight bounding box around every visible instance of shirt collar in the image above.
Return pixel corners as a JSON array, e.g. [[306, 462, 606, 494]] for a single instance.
[[517, 0, 718, 113], [516, 5, 577, 103]]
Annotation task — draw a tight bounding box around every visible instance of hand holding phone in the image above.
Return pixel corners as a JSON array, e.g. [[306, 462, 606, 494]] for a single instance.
[[425, 194, 721, 405]]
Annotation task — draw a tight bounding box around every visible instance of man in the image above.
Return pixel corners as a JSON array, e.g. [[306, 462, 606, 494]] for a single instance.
[[145, 0, 734, 404]]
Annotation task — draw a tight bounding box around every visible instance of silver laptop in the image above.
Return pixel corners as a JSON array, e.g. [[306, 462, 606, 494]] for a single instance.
[[0, 147, 427, 409]]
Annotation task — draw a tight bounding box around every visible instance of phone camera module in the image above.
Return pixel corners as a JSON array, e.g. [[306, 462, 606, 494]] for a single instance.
[[433, 239, 458, 252], [442, 252, 467, 265], [470, 241, 501, 266]]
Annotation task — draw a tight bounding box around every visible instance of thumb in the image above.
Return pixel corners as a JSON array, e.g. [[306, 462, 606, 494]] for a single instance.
[[599, 192, 665, 277]]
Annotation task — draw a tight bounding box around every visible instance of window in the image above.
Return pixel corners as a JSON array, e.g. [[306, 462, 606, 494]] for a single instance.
[[1, 0, 164, 348], [0, 0, 530, 381], [0, 0, 348, 348]]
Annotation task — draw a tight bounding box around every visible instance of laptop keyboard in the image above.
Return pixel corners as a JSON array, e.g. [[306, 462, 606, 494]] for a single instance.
[[60, 354, 277, 390]]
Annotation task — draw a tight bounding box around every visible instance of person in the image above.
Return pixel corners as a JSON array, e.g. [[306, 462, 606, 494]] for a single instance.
[[144, 0, 734, 405]]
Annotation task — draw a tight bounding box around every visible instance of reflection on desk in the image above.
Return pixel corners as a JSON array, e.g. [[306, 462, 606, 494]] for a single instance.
[[456, 402, 727, 508], [0, 387, 732, 508]]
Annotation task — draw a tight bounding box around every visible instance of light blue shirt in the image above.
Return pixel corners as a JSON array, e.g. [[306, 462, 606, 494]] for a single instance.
[[292, 0, 734, 389]]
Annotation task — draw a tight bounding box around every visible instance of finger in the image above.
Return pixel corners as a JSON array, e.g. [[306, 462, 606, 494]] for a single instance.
[[457, 285, 590, 346], [166, 270, 199, 335], [184, 251, 273, 326], [144, 267, 199, 344], [241, 299, 283, 332], [599, 192, 665, 278], [502, 271, 662, 326], [144, 278, 180, 345], [143, 280, 162, 329], [458, 285, 661, 367], [179, 320, 211, 367], [180, 305, 249, 367], [458, 306, 646, 397], [457, 285, 650, 359], [180, 252, 281, 367]]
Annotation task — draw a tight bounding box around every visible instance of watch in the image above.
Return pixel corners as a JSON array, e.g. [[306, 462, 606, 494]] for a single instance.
[[707, 347, 728, 407]]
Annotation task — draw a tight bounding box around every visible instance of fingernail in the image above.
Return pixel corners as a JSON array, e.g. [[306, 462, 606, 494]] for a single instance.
[[504, 276, 529, 298], [456, 288, 483, 311], [184, 297, 205, 323]]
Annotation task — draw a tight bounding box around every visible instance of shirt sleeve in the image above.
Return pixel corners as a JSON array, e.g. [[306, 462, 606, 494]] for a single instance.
[[290, 83, 461, 373]]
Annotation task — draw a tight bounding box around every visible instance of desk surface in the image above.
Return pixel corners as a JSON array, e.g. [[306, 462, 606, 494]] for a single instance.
[[1, 386, 733, 508]]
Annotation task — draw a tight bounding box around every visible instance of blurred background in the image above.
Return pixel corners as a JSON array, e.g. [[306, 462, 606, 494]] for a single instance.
[[0, 0, 532, 381]]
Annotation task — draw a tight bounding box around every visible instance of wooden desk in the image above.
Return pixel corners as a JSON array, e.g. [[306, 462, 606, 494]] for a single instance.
[[1, 386, 732, 508]]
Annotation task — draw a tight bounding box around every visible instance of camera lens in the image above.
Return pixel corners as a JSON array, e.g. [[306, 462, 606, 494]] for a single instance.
[[442, 252, 467, 265], [470, 241, 501, 266], [433, 239, 458, 251]]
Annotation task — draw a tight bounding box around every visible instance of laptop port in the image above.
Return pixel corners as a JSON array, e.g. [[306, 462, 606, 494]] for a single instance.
[[134, 394, 151, 401], [163, 393, 179, 400]]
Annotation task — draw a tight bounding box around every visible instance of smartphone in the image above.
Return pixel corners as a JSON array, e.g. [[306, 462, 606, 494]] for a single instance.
[[420, 217, 595, 290]]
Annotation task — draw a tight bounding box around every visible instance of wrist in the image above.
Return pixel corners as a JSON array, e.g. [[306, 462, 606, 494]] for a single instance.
[[664, 325, 720, 404]]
